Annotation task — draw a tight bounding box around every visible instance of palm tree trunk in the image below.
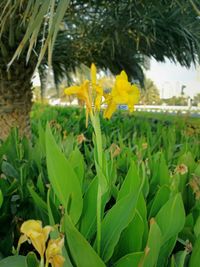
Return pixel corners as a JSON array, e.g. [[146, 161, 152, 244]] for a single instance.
[[0, 61, 34, 140]]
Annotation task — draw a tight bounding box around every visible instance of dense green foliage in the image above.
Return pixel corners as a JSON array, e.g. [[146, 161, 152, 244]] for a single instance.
[[0, 105, 200, 266]]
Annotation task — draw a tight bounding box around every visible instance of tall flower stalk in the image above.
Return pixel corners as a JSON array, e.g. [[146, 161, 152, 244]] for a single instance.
[[64, 64, 140, 255]]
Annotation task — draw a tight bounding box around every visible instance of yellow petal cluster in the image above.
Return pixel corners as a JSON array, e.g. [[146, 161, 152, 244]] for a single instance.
[[64, 64, 140, 120], [91, 63, 103, 111], [104, 71, 140, 119], [64, 80, 91, 112], [19, 220, 53, 258], [46, 238, 65, 267], [17, 220, 65, 267]]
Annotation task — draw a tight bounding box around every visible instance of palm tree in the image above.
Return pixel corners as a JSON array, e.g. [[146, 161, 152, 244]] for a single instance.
[[1, 0, 200, 139], [0, 1, 70, 140], [39, 0, 200, 96]]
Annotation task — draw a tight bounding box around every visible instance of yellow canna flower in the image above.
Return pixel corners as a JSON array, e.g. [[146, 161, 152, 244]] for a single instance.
[[90, 63, 103, 111], [18, 220, 53, 259], [46, 238, 65, 267], [104, 70, 140, 119], [64, 80, 91, 112]]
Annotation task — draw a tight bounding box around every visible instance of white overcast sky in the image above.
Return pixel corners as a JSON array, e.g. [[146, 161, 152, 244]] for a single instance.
[[145, 58, 200, 99]]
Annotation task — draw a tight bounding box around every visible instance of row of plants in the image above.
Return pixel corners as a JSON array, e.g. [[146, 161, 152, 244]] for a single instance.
[[0, 67, 200, 266]]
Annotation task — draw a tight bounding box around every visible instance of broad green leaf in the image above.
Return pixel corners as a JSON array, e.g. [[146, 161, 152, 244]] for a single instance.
[[113, 252, 144, 267], [158, 153, 170, 186], [46, 125, 83, 224], [100, 172, 143, 262], [136, 193, 148, 248], [170, 255, 176, 267], [157, 235, 177, 266], [0, 256, 26, 267], [28, 185, 48, 216], [80, 177, 98, 239], [194, 164, 200, 176], [1, 161, 18, 179], [174, 250, 188, 267], [194, 216, 200, 237], [117, 160, 141, 201], [189, 234, 200, 267], [26, 252, 39, 267], [148, 185, 170, 218], [155, 193, 185, 243], [64, 214, 106, 267], [117, 211, 144, 258], [0, 190, 3, 208], [69, 148, 85, 187], [139, 219, 162, 267]]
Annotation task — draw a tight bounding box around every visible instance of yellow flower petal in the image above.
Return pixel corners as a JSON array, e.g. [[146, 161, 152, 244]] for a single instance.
[[51, 255, 65, 267], [20, 220, 42, 236], [46, 238, 65, 267], [64, 86, 81, 96], [91, 63, 97, 84], [103, 101, 117, 119], [20, 220, 53, 258]]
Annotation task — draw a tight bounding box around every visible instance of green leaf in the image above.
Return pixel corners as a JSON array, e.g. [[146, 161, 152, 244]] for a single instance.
[[26, 252, 39, 267], [69, 148, 85, 187], [155, 193, 185, 243], [139, 219, 162, 267], [189, 234, 200, 267], [46, 124, 83, 224], [28, 185, 48, 216], [64, 214, 106, 267], [1, 161, 18, 179], [174, 250, 188, 267], [116, 210, 144, 258], [100, 171, 143, 262], [0, 189, 3, 208], [113, 252, 144, 267], [117, 160, 140, 201], [157, 235, 177, 267], [194, 216, 200, 238], [148, 185, 170, 218], [80, 177, 98, 239], [0, 256, 26, 267], [158, 153, 170, 186]]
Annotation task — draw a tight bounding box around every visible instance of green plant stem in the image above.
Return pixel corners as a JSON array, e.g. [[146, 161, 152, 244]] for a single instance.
[[90, 112, 103, 255], [96, 186, 102, 255], [40, 257, 44, 267]]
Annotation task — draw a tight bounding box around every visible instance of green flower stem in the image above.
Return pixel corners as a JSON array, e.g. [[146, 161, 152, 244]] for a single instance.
[[90, 112, 103, 255], [39, 257, 44, 267]]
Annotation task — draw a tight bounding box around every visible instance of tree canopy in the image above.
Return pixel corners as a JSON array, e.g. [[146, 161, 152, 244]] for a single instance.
[[1, 0, 200, 85], [45, 0, 200, 86]]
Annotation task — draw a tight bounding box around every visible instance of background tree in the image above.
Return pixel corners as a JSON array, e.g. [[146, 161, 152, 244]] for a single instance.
[[140, 78, 162, 105], [1, 0, 200, 139], [193, 93, 200, 106]]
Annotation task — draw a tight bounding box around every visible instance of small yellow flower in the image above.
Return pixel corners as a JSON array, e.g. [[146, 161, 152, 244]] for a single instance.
[[46, 238, 65, 267], [18, 220, 53, 258], [104, 71, 140, 119]]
